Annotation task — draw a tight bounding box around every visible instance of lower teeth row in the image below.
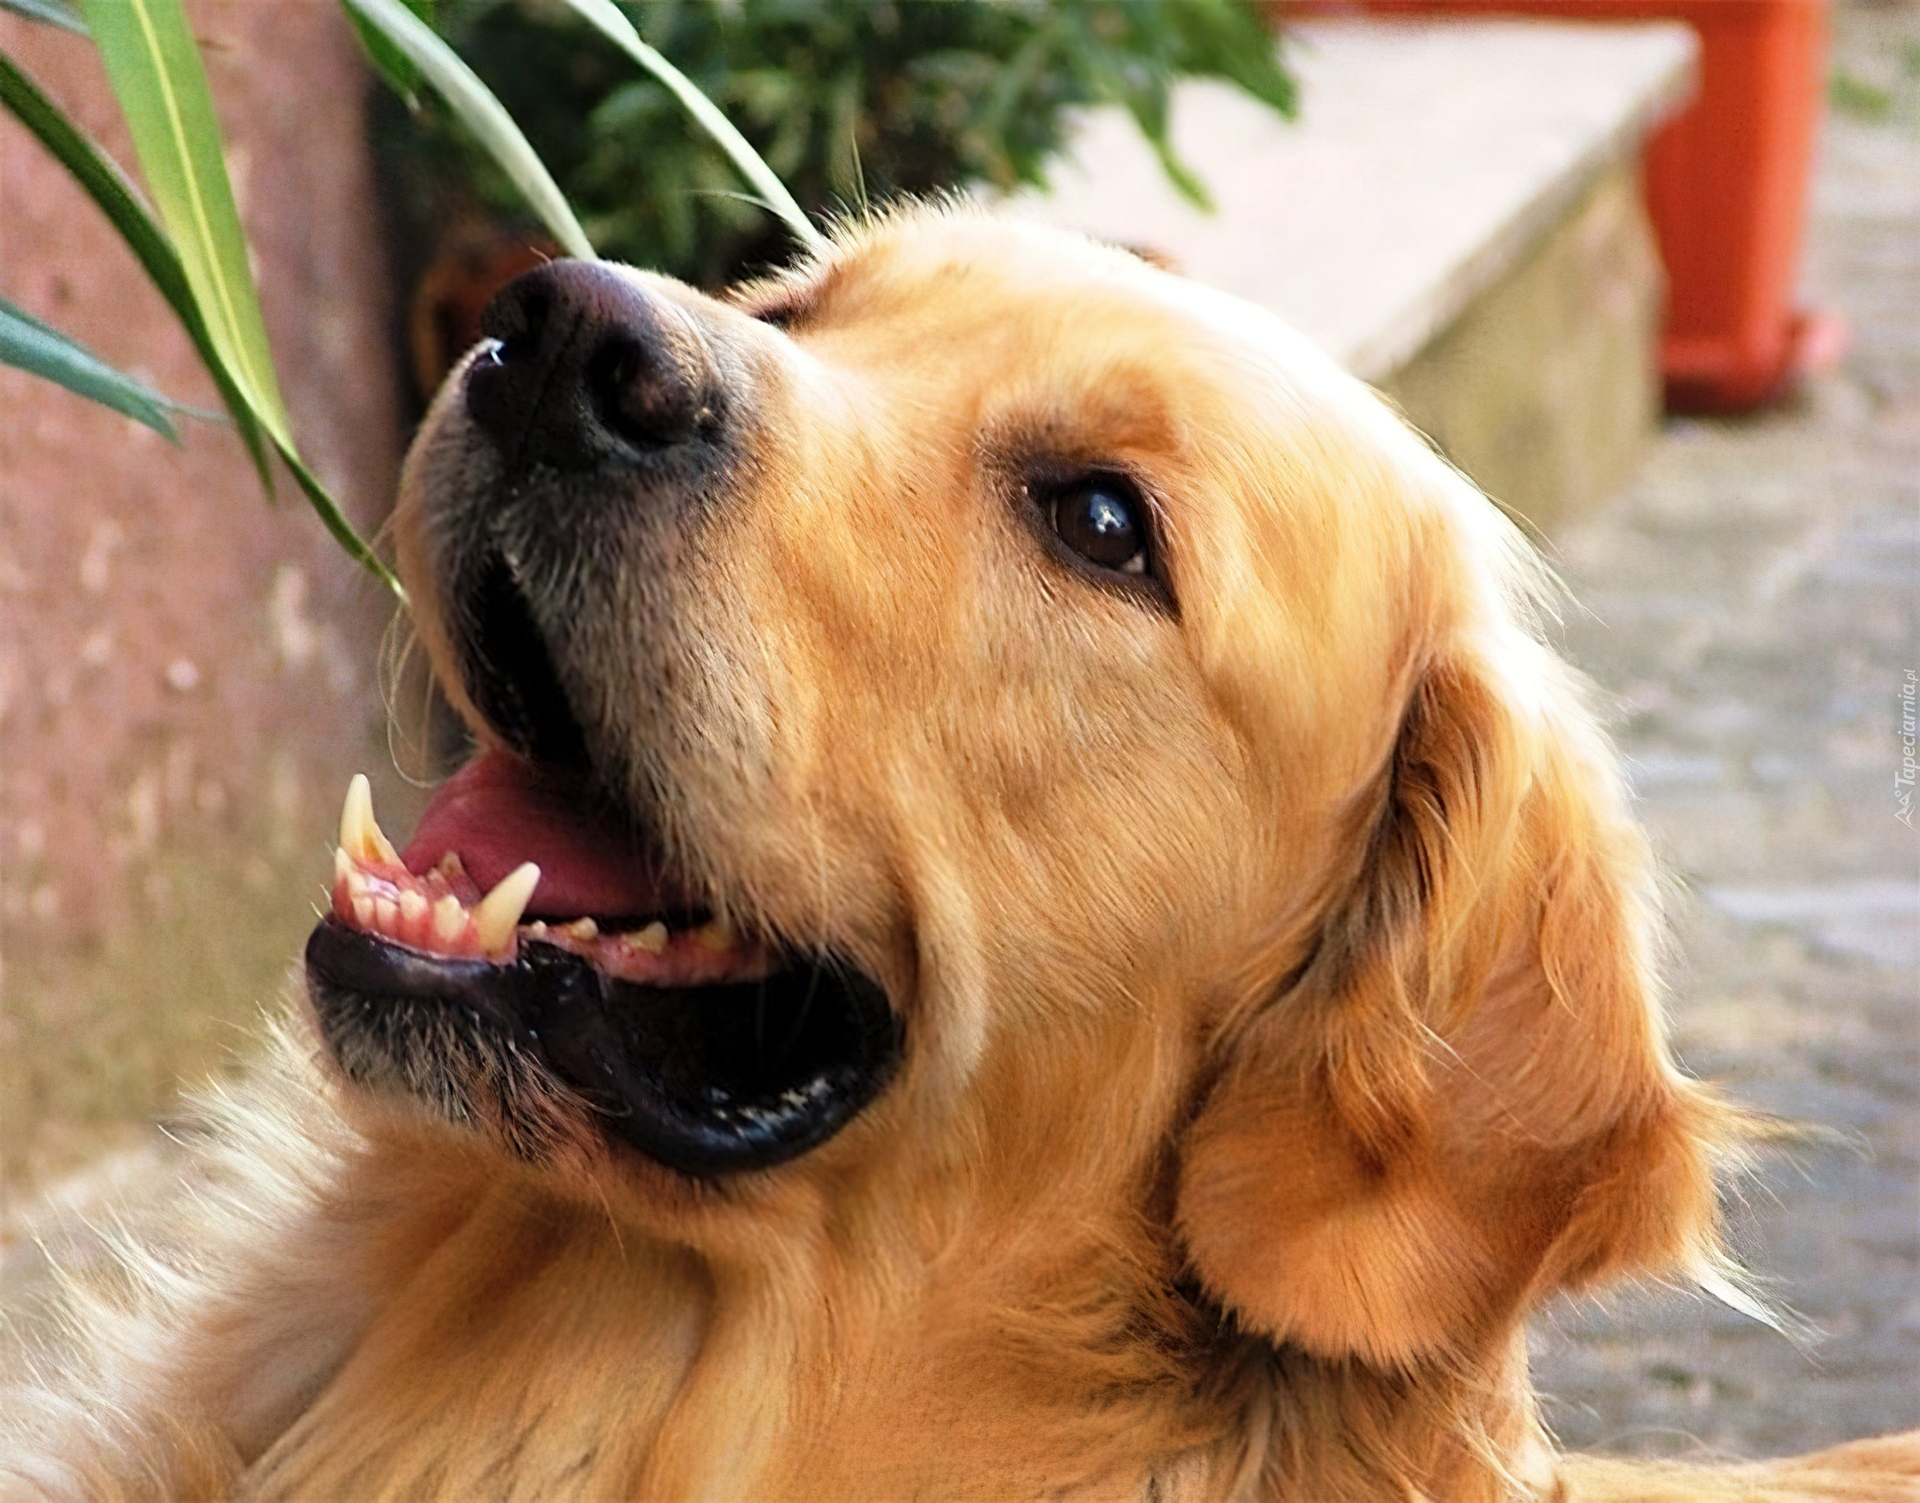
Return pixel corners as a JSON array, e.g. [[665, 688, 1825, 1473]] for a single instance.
[[529, 917, 666, 954]]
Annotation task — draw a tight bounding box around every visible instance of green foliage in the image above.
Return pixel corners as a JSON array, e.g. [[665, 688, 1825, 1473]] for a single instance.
[[396, 0, 1295, 287], [0, 0, 87, 34], [1829, 65, 1893, 122], [2, 0, 464, 594], [345, 0, 592, 258], [80, 0, 298, 448], [559, 0, 822, 252], [0, 47, 274, 488], [4, 0, 822, 590], [344, 0, 434, 110], [71, 0, 403, 594], [0, 295, 184, 438]]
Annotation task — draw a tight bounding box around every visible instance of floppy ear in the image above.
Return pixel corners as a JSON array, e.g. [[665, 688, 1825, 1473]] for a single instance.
[[1176, 637, 1737, 1370]]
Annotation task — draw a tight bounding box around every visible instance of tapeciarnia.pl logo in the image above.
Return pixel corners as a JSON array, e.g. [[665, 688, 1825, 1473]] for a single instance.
[[1898, 670, 1916, 829]]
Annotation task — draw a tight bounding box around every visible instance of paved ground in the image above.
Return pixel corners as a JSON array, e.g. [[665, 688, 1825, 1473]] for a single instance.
[[1526, 3, 1920, 1458]]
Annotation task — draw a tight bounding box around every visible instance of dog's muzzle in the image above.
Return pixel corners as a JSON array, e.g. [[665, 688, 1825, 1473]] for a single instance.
[[308, 264, 904, 1177]]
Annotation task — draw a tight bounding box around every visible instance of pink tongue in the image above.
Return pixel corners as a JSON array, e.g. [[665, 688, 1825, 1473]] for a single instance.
[[402, 749, 676, 918]]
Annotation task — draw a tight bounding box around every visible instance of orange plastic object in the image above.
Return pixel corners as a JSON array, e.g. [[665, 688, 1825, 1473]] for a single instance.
[[1282, 0, 1832, 411]]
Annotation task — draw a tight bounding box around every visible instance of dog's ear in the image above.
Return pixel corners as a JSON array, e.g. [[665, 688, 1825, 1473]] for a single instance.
[[1176, 636, 1736, 1369]]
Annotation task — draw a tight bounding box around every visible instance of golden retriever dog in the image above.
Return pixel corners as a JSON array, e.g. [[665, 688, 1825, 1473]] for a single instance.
[[4, 206, 1917, 1501]]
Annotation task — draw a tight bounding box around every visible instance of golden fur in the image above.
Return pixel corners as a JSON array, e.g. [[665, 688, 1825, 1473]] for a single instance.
[[4, 206, 1916, 1500]]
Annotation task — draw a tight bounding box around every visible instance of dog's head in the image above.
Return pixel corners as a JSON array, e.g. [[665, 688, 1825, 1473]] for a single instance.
[[308, 206, 1731, 1368]]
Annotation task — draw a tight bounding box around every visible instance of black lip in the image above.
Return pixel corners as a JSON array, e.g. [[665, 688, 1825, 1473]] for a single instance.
[[305, 920, 903, 1176]]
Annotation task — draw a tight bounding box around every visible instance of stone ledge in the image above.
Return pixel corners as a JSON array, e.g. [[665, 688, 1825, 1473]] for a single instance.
[[1004, 18, 1699, 532]]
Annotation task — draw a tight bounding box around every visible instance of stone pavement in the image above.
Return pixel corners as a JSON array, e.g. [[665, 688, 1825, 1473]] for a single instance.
[[1525, 2, 1920, 1458]]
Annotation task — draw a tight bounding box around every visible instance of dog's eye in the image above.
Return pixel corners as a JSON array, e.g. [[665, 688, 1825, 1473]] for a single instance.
[[1051, 478, 1148, 576]]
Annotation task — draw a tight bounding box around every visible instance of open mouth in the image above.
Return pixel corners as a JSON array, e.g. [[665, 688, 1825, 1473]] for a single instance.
[[304, 755, 902, 1176]]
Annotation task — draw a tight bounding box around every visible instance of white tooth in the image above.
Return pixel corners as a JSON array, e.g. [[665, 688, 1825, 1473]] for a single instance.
[[351, 894, 375, 929], [563, 917, 598, 942], [374, 896, 399, 933], [339, 774, 371, 858], [627, 921, 668, 955], [694, 917, 736, 951], [333, 847, 352, 887], [472, 862, 540, 955], [435, 850, 467, 881], [399, 889, 428, 926], [432, 894, 467, 946], [528, 919, 549, 937], [339, 773, 399, 866]]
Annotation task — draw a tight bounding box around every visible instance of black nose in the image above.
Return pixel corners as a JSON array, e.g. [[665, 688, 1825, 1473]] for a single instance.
[[463, 260, 724, 472]]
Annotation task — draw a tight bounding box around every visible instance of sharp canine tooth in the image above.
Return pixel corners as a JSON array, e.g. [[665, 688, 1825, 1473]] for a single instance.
[[432, 894, 466, 945], [629, 921, 667, 955], [339, 773, 399, 865], [339, 775, 368, 859], [339, 774, 370, 859], [472, 862, 540, 955], [695, 918, 736, 951]]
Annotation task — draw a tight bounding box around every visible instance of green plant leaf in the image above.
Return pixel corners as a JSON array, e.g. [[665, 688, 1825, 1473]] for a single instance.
[[339, 0, 593, 259], [78, 0, 296, 450], [345, 0, 431, 110], [0, 48, 273, 492], [19, 13, 403, 598], [0, 0, 88, 34], [0, 296, 180, 439], [557, 0, 824, 254], [276, 439, 400, 599]]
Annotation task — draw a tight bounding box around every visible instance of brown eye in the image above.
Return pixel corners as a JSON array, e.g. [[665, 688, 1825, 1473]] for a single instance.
[[1051, 479, 1148, 575]]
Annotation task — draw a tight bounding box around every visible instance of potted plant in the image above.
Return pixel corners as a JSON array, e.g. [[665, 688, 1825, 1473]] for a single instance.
[[381, 0, 1298, 396]]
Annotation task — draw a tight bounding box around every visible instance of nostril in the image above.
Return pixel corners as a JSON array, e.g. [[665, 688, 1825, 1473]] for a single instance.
[[481, 276, 553, 357], [497, 285, 550, 364], [588, 334, 701, 449], [464, 340, 524, 445], [466, 276, 564, 448], [587, 337, 644, 406]]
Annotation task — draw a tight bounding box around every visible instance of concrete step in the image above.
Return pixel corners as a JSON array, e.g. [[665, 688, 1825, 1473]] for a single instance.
[[1005, 18, 1699, 535]]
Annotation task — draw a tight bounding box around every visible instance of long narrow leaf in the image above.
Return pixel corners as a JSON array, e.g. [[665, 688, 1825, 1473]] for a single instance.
[[0, 0, 88, 33], [558, 0, 824, 254], [276, 441, 402, 600], [0, 49, 273, 491], [344, 0, 430, 110], [0, 296, 179, 439], [339, 0, 593, 259], [79, 0, 296, 451], [7, 25, 401, 598]]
